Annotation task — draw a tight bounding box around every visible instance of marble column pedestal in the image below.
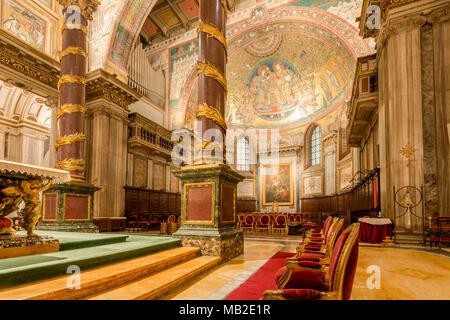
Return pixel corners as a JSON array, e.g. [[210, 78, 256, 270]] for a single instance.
[[39, 183, 100, 232], [173, 164, 244, 263]]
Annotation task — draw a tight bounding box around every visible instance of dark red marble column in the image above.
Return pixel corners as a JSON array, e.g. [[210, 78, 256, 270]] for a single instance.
[[197, 0, 228, 162], [55, 0, 98, 182]]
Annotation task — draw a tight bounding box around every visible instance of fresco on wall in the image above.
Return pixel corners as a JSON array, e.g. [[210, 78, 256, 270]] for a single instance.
[[262, 163, 294, 206], [2, 0, 46, 50], [226, 22, 354, 130], [169, 39, 198, 110]]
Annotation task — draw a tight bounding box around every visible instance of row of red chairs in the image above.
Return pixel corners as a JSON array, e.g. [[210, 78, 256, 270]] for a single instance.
[[262, 217, 361, 300], [127, 214, 180, 233]]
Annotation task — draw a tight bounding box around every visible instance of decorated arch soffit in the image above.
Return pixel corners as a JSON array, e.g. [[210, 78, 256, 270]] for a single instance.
[[178, 4, 371, 146], [89, 0, 158, 74]]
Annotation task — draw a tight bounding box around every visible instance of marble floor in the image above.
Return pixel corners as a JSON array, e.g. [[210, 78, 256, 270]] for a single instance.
[[163, 238, 450, 300]]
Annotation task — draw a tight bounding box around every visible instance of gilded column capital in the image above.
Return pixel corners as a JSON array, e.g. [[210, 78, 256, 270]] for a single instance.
[[57, 0, 101, 21]]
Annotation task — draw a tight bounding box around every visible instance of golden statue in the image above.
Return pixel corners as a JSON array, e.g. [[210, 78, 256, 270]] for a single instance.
[[1, 178, 51, 236]]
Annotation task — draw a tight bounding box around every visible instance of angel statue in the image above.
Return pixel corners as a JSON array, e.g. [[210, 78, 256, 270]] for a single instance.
[[1, 179, 51, 236]]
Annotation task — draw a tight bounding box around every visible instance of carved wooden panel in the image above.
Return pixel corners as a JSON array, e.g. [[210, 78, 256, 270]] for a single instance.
[[153, 162, 165, 191], [133, 156, 147, 188]]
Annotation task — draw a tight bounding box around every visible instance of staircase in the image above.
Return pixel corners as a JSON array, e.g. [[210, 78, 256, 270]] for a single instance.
[[0, 247, 219, 300]]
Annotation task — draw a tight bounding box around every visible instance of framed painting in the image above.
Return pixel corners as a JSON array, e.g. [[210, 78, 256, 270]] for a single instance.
[[262, 162, 294, 206]]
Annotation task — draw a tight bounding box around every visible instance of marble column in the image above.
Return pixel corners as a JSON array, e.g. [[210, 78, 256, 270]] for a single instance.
[[39, 0, 100, 233], [196, 0, 228, 162], [173, 0, 244, 263], [376, 1, 450, 229]]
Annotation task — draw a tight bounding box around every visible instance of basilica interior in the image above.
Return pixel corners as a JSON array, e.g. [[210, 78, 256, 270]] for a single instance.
[[0, 0, 448, 303]]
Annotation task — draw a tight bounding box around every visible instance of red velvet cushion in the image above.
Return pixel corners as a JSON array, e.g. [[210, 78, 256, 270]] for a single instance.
[[304, 245, 322, 251], [273, 224, 286, 229], [310, 237, 324, 242], [255, 223, 268, 228], [260, 215, 270, 224], [299, 252, 326, 261], [276, 266, 328, 290], [0, 218, 12, 228], [312, 228, 322, 233], [297, 260, 322, 269], [282, 288, 322, 300]]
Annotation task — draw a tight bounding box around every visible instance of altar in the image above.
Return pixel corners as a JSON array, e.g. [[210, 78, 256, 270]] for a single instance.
[[0, 160, 70, 258]]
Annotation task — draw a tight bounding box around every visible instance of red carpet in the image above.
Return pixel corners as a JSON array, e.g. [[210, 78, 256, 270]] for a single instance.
[[224, 251, 295, 300]]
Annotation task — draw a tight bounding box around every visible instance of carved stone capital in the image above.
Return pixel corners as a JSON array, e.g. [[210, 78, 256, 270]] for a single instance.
[[321, 131, 338, 148], [57, 0, 100, 21], [44, 96, 59, 109]]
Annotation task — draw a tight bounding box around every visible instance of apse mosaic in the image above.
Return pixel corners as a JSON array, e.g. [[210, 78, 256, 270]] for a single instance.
[[226, 26, 354, 130], [1, 0, 46, 50]]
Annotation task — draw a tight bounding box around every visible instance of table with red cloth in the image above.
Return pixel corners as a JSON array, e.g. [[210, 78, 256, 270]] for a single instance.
[[358, 218, 392, 244]]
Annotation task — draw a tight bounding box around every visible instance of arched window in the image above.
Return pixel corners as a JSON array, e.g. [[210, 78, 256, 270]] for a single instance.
[[236, 137, 250, 172], [311, 126, 321, 166]]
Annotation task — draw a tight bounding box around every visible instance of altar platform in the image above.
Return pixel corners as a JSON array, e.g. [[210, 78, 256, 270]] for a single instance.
[[0, 231, 180, 290]]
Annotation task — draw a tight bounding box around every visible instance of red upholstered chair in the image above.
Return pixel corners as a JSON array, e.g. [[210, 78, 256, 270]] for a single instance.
[[263, 223, 360, 300], [293, 219, 344, 266], [254, 214, 271, 233], [127, 214, 138, 232], [425, 216, 450, 248], [241, 214, 255, 233], [305, 216, 333, 238], [272, 214, 289, 235]]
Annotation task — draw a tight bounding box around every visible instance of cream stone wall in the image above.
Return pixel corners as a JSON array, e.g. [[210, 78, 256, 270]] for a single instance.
[[376, 0, 450, 229]]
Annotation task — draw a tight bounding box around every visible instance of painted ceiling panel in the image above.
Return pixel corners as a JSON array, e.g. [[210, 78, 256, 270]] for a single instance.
[[178, 0, 199, 20]]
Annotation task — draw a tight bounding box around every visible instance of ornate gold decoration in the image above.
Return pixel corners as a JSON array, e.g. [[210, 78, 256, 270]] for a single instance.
[[219, 0, 229, 16], [56, 103, 87, 119], [1, 178, 51, 236], [57, 74, 86, 89], [62, 23, 88, 34], [399, 143, 416, 167], [86, 87, 133, 110], [197, 20, 228, 54], [56, 158, 85, 172], [60, 46, 87, 59], [57, 0, 100, 20], [55, 132, 86, 150], [196, 103, 227, 131], [197, 60, 227, 93], [0, 50, 58, 88]]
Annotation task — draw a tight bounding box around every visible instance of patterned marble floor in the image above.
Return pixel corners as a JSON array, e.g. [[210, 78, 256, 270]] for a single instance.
[[163, 238, 450, 300]]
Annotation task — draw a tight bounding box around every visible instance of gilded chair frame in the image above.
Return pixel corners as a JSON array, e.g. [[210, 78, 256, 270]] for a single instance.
[[305, 216, 333, 238], [271, 214, 289, 235], [254, 214, 271, 233], [280, 219, 343, 288], [263, 223, 360, 300], [241, 213, 255, 233]]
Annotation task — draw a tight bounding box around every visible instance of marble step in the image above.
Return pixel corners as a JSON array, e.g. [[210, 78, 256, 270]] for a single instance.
[[0, 246, 200, 300], [86, 256, 220, 300]]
